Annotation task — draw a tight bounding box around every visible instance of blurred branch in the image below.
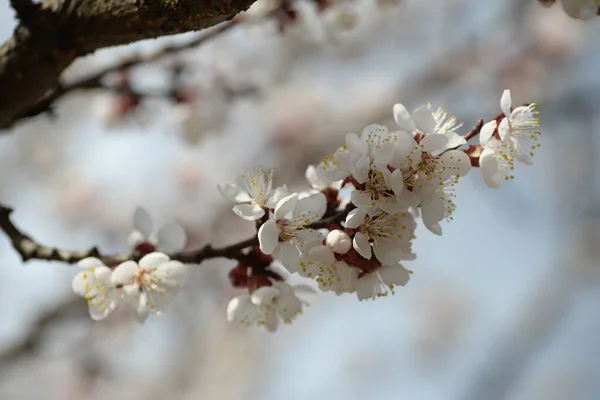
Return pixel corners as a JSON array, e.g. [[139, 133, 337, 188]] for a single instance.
[[0, 297, 85, 365], [1, 1, 299, 129], [0, 0, 258, 130], [0, 203, 353, 266]]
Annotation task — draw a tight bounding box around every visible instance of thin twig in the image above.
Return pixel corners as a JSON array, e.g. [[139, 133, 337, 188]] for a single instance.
[[0, 203, 354, 266]]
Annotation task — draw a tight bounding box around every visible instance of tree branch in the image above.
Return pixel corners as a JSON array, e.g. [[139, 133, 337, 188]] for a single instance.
[[0, 0, 258, 129], [0, 202, 354, 266]]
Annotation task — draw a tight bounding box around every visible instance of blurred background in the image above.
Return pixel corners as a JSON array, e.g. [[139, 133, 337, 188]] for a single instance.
[[1, 0, 600, 399]]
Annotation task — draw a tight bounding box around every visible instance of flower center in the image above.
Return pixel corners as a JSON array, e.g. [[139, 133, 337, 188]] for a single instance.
[[335, 248, 381, 277], [366, 169, 393, 200], [418, 153, 445, 181]]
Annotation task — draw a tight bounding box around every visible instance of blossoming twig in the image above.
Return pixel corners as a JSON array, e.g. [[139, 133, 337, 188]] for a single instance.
[[0, 203, 353, 266]]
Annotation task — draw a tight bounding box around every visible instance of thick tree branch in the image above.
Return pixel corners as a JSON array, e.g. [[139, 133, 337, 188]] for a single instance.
[[0, 0, 257, 129], [0, 202, 354, 266]]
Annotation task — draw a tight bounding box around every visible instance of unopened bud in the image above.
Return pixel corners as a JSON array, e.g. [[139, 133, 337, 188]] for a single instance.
[[228, 265, 249, 288], [326, 230, 352, 254]]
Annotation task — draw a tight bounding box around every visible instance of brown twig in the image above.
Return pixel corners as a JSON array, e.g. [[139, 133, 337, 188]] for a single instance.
[[0, 202, 354, 266], [463, 118, 484, 141]]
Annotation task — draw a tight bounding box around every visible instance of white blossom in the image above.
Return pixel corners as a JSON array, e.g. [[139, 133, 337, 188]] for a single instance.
[[128, 206, 186, 253], [393, 103, 467, 148], [258, 192, 326, 266], [345, 208, 416, 262], [218, 166, 289, 221], [480, 121, 515, 189], [227, 281, 308, 332], [305, 164, 341, 191], [298, 244, 359, 294], [72, 258, 120, 321], [388, 128, 470, 233], [112, 252, 188, 323], [497, 90, 541, 166], [355, 263, 412, 301], [561, 0, 599, 19]]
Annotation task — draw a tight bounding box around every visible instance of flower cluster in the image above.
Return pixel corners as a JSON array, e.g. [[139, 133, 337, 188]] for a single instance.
[[539, 0, 600, 20], [72, 252, 188, 323], [71, 90, 541, 332]]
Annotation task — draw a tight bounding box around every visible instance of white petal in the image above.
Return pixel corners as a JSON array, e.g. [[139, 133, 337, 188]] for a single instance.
[[72, 271, 92, 296], [232, 204, 265, 221], [390, 131, 419, 167], [388, 168, 404, 195], [154, 261, 188, 287], [479, 120, 497, 146], [278, 243, 301, 268], [266, 185, 289, 208], [397, 189, 421, 207], [378, 264, 410, 286], [135, 292, 150, 323], [373, 241, 407, 265], [500, 89, 512, 117], [296, 229, 324, 243], [271, 281, 295, 298], [139, 252, 169, 270], [306, 165, 325, 190], [426, 222, 443, 236], [88, 291, 119, 321], [351, 190, 375, 208], [274, 193, 298, 219], [378, 198, 407, 214], [346, 132, 366, 154], [251, 286, 280, 306], [258, 220, 280, 255], [133, 207, 154, 237], [421, 197, 445, 227], [412, 105, 437, 133], [355, 274, 377, 301], [295, 192, 327, 219], [393, 103, 416, 132], [147, 291, 172, 314], [111, 261, 139, 285], [77, 257, 105, 270], [351, 155, 370, 184], [227, 294, 258, 323], [353, 232, 372, 259], [275, 294, 302, 320], [336, 263, 358, 293], [121, 284, 141, 309], [498, 118, 511, 142], [309, 245, 336, 264], [441, 150, 471, 177], [263, 310, 280, 332], [93, 266, 112, 284], [345, 208, 368, 229], [334, 149, 358, 173], [444, 132, 467, 148], [514, 149, 533, 165], [420, 134, 448, 153], [217, 182, 252, 203], [156, 222, 186, 252], [480, 148, 501, 189]]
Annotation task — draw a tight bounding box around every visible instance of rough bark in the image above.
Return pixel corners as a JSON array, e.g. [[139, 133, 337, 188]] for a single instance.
[[0, 0, 256, 129]]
